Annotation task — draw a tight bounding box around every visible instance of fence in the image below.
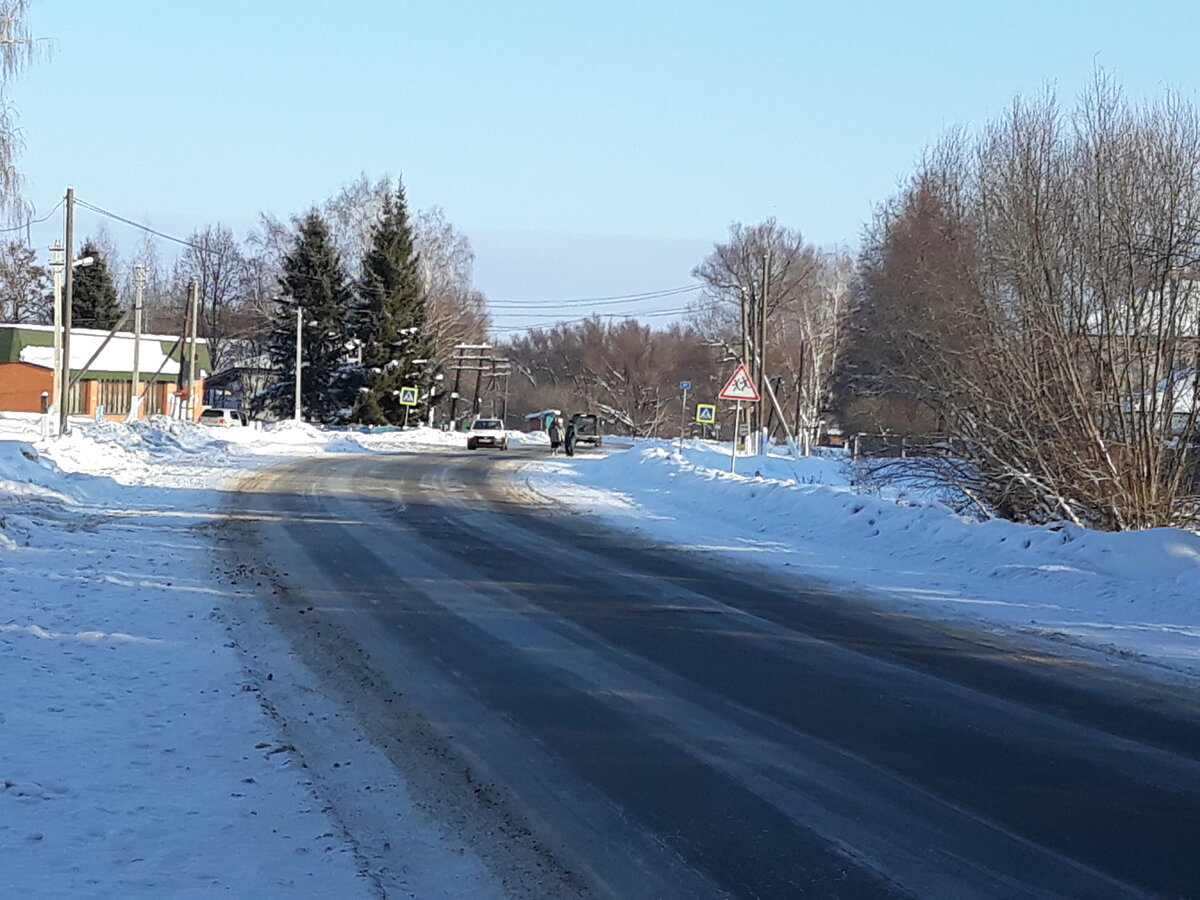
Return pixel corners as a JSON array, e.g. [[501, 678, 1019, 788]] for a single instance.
[[849, 432, 960, 460]]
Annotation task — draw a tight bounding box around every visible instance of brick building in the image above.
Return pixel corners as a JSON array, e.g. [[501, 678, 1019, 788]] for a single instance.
[[0, 323, 210, 421]]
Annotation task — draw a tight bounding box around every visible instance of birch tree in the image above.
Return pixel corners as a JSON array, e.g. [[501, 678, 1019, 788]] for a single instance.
[[0, 239, 48, 322], [0, 1, 42, 222]]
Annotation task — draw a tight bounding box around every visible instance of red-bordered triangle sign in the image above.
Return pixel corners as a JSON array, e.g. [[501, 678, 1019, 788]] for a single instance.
[[719, 364, 760, 401]]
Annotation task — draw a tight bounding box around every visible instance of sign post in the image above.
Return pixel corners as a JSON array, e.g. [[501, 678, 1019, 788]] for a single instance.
[[677, 380, 691, 453], [398, 385, 418, 428], [730, 403, 741, 473], [718, 364, 761, 474], [694, 403, 716, 441]]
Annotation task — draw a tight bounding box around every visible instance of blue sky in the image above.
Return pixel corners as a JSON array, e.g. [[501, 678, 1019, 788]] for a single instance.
[[9, 1, 1200, 333]]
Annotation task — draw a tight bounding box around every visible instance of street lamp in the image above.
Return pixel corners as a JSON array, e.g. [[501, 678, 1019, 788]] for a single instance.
[[272, 298, 306, 423], [50, 246, 94, 433]]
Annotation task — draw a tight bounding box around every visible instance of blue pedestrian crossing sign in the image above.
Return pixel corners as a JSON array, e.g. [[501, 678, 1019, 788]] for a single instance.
[[398, 386, 419, 406], [695, 403, 717, 424]]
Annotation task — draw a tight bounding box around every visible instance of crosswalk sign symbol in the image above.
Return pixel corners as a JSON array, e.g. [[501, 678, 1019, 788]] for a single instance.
[[695, 403, 717, 424], [398, 386, 419, 406], [718, 364, 760, 402]]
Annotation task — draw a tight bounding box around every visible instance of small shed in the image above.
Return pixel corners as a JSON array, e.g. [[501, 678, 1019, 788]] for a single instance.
[[523, 409, 561, 433]]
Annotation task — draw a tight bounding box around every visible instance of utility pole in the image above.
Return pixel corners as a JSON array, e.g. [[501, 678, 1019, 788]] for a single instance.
[[472, 356, 485, 415], [59, 188, 75, 435], [293, 303, 303, 422], [49, 242, 64, 429], [178, 293, 190, 419], [128, 265, 146, 421], [447, 343, 495, 423], [759, 251, 770, 455], [187, 279, 199, 419], [449, 345, 465, 423], [502, 367, 510, 425]]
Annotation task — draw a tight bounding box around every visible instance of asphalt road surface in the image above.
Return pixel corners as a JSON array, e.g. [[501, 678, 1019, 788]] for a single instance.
[[223, 448, 1200, 899]]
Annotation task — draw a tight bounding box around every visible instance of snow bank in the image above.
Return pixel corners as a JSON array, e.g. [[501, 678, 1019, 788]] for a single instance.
[[0, 417, 486, 898], [0, 441, 80, 506]]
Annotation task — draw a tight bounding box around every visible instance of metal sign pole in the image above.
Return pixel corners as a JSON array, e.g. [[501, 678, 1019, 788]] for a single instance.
[[730, 401, 740, 474], [678, 382, 689, 454]]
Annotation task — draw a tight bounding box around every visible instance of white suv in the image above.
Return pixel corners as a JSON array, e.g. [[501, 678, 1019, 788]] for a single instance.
[[199, 407, 248, 427]]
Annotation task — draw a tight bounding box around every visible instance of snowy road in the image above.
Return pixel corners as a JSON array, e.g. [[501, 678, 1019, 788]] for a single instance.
[[223, 448, 1200, 899]]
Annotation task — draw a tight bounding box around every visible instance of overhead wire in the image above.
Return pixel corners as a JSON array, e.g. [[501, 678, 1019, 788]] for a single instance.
[[64, 197, 711, 337], [75, 198, 220, 255], [487, 285, 708, 333], [489, 293, 708, 317], [0, 198, 64, 233], [488, 301, 721, 334], [487, 284, 702, 309]]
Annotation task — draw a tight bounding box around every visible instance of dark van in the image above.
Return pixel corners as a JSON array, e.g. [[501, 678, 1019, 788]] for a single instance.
[[570, 413, 602, 447]]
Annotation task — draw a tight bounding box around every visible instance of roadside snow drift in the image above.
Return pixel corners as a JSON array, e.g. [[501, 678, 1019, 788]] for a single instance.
[[0, 418, 497, 898]]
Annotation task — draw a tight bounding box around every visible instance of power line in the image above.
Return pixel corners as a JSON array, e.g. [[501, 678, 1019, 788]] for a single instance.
[[489, 294, 705, 319], [486, 284, 702, 309], [61, 201, 710, 333], [0, 199, 64, 233], [60, 203, 707, 321], [488, 302, 717, 334], [74, 198, 219, 255]]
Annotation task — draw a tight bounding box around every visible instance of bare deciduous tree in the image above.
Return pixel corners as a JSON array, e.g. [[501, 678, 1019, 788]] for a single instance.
[[841, 76, 1200, 530], [413, 206, 489, 370], [0, 238, 48, 322], [173, 224, 247, 369], [124, 232, 175, 333], [321, 173, 393, 272], [504, 318, 717, 436], [0, 1, 43, 222], [692, 219, 850, 450]]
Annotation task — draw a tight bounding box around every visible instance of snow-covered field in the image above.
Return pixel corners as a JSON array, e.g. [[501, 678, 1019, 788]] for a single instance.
[[3, 414, 1199, 897]]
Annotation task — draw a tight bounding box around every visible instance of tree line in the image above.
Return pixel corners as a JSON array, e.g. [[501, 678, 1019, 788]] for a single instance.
[[837, 75, 1200, 530], [504, 77, 1200, 531], [500, 222, 853, 449], [0, 175, 489, 425]]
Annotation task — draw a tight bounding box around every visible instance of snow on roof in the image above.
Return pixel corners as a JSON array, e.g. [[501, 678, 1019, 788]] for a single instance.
[[216, 338, 272, 371], [5, 324, 208, 377], [20, 334, 191, 376], [3, 322, 206, 345], [524, 409, 561, 419]]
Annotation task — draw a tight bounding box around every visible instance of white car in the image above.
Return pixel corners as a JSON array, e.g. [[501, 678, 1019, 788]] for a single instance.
[[466, 418, 509, 450], [199, 407, 248, 427]]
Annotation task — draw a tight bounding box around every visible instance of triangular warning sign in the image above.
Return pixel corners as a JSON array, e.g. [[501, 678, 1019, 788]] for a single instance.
[[719, 364, 760, 401]]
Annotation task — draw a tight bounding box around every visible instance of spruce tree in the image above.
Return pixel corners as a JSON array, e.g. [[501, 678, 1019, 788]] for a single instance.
[[351, 181, 432, 425], [71, 241, 122, 329], [266, 211, 356, 423]]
